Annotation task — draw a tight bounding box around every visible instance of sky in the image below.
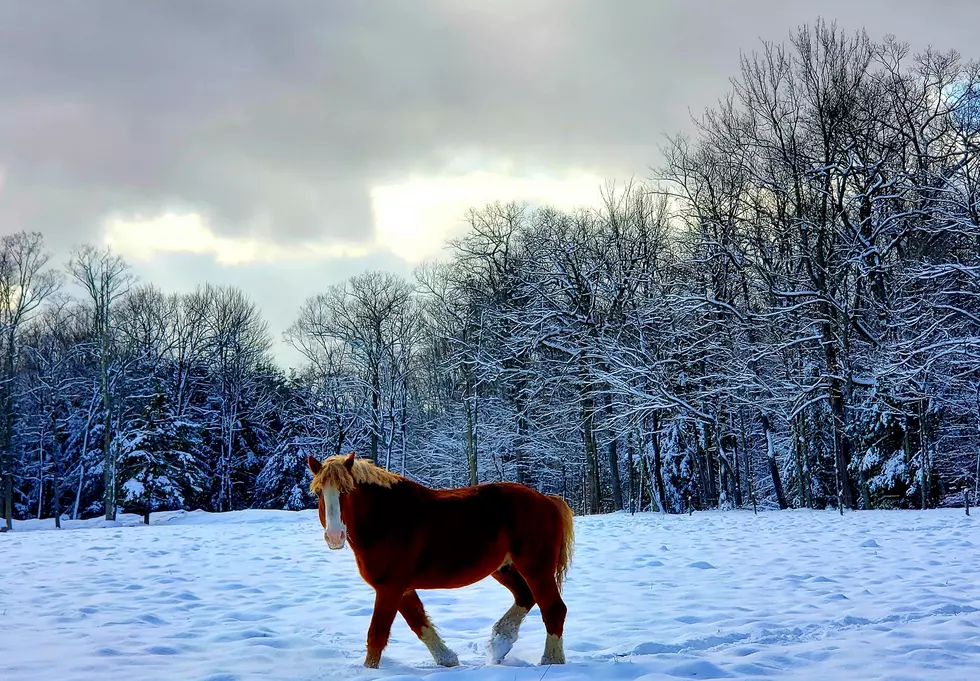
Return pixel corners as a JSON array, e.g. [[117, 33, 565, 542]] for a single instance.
[[2, 0, 979, 367]]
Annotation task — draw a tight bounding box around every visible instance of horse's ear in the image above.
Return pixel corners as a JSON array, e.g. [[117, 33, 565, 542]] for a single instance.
[[307, 455, 322, 476], [344, 451, 356, 471]]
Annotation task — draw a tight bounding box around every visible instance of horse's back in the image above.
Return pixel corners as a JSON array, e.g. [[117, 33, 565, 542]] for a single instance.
[[405, 482, 571, 589], [428, 482, 569, 559], [428, 482, 564, 526]]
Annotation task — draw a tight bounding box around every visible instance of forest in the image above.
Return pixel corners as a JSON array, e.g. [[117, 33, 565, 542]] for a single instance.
[[2, 21, 979, 528]]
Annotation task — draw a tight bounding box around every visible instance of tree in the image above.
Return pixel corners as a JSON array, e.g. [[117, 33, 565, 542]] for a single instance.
[[0, 232, 59, 529], [67, 245, 133, 521], [198, 284, 272, 512], [288, 271, 416, 464]]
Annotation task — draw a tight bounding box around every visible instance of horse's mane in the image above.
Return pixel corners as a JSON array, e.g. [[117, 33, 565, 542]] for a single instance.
[[310, 455, 402, 494]]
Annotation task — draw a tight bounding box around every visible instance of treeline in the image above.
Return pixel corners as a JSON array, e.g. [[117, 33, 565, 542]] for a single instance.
[[3, 21, 979, 527]]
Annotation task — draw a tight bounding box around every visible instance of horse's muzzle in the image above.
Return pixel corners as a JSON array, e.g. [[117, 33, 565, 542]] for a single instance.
[[324, 529, 346, 550]]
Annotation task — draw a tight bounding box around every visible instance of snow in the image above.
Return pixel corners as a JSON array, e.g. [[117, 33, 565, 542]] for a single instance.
[[2, 508, 978, 681], [122, 479, 146, 498]]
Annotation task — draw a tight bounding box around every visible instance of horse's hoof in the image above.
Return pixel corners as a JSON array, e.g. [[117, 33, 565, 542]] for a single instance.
[[431, 646, 459, 667], [363, 655, 381, 669], [487, 631, 518, 664], [439, 652, 460, 668], [541, 634, 565, 665]]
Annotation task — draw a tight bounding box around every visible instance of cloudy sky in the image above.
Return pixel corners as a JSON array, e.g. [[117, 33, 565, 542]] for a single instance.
[[2, 1, 978, 365]]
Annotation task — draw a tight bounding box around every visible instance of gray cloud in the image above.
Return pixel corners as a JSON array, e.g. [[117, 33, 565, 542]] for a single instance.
[[4, 0, 978, 244], [2, 0, 979, 361]]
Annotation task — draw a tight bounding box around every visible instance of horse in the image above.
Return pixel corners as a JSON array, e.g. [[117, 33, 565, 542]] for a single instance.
[[306, 452, 575, 669]]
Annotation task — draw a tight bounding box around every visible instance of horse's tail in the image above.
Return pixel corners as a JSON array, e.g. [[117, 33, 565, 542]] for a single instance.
[[550, 495, 575, 592]]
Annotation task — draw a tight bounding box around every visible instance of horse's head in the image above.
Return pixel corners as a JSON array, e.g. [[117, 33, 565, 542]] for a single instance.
[[307, 451, 357, 550]]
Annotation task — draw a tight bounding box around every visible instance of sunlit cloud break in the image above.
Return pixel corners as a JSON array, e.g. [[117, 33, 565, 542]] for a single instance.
[[370, 168, 606, 263], [103, 168, 607, 266], [103, 212, 370, 265]]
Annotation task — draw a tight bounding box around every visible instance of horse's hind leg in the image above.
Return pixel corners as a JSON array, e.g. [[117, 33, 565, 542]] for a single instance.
[[399, 590, 459, 667], [523, 574, 567, 665], [487, 563, 536, 663]]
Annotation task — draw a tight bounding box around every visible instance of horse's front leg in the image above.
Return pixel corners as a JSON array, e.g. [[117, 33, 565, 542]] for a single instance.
[[365, 587, 402, 668]]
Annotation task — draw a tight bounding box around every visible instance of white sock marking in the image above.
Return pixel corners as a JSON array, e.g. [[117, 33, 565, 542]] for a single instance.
[[421, 626, 459, 667], [487, 604, 529, 664], [541, 633, 565, 665]]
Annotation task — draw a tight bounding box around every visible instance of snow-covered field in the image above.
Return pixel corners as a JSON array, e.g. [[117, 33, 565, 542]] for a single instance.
[[2, 507, 978, 681]]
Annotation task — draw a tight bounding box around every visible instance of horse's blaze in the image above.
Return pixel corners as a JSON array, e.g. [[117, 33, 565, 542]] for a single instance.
[[318, 486, 347, 550]]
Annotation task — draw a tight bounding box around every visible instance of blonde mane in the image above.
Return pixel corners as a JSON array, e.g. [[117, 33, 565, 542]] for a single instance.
[[310, 455, 401, 494]]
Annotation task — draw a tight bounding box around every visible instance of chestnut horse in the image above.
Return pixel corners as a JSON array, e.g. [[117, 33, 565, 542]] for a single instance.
[[307, 452, 574, 669]]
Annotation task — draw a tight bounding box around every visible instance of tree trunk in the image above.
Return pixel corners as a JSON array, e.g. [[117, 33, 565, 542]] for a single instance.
[[37, 438, 44, 519], [858, 456, 872, 510], [582, 395, 601, 514], [626, 431, 637, 513], [73, 388, 97, 521], [226, 408, 236, 511], [826, 375, 856, 509], [2, 456, 11, 530], [464, 393, 478, 486], [143, 473, 152, 525], [101, 350, 115, 521], [638, 455, 647, 513], [3, 327, 17, 530], [333, 394, 345, 455], [919, 400, 929, 510], [399, 379, 408, 476], [370, 363, 380, 462], [738, 409, 756, 510], [730, 414, 743, 506], [219, 416, 227, 512], [698, 422, 716, 508], [974, 445, 979, 507], [384, 394, 395, 470], [513, 381, 529, 487], [649, 412, 667, 514], [761, 413, 789, 510], [603, 392, 623, 510], [793, 415, 808, 509], [52, 444, 61, 530], [73, 463, 84, 521], [715, 427, 737, 507], [645, 449, 665, 514], [334, 414, 344, 456]]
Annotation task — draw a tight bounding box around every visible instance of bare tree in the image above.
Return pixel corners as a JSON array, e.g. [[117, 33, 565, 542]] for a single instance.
[[289, 271, 416, 464], [0, 232, 59, 529], [67, 245, 132, 521], [198, 284, 271, 512]]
